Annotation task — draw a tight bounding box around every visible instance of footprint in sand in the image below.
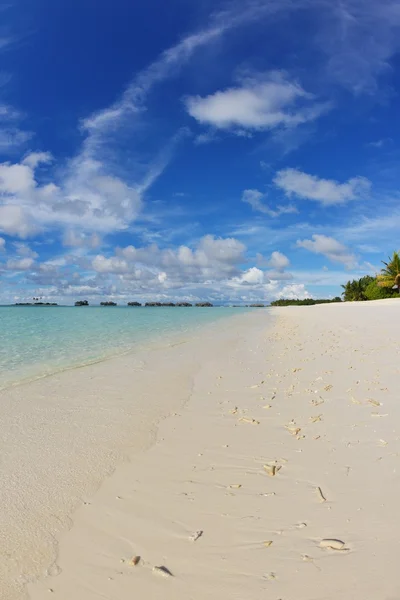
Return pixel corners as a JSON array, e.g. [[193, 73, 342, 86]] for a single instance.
[[319, 539, 346, 551], [264, 463, 282, 477]]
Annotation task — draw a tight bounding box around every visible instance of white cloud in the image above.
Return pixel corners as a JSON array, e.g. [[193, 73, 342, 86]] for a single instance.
[[22, 152, 53, 168], [63, 230, 102, 248], [242, 188, 297, 217], [185, 72, 328, 132], [0, 236, 5, 251], [12, 242, 38, 259], [0, 157, 143, 237], [0, 205, 40, 238], [268, 250, 290, 270], [276, 283, 311, 300], [296, 234, 358, 268], [6, 257, 35, 271], [274, 168, 371, 206], [239, 267, 265, 284]]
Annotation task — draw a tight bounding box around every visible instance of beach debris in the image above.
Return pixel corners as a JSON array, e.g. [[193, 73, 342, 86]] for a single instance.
[[371, 413, 388, 418], [264, 463, 281, 477], [263, 404, 272, 409], [130, 556, 141, 566], [238, 417, 260, 425], [153, 565, 174, 577], [316, 486, 327, 503], [310, 415, 322, 423], [311, 397, 325, 407], [324, 384, 333, 392], [190, 530, 203, 542], [229, 484, 242, 489], [368, 399, 382, 407], [263, 540, 273, 547], [351, 396, 362, 405], [319, 539, 346, 550]]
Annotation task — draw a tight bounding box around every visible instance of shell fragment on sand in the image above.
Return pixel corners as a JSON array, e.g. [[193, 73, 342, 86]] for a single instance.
[[263, 540, 273, 547], [368, 399, 382, 407], [238, 417, 260, 425], [320, 539, 346, 550], [153, 565, 174, 577], [130, 556, 141, 566]]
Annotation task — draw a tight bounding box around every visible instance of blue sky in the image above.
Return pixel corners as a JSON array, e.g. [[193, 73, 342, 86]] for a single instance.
[[1, 0, 400, 304]]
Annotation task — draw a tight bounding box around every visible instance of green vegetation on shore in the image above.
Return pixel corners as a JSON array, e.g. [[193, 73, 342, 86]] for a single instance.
[[270, 298, 342, 307], [342, 251, 400, 302]]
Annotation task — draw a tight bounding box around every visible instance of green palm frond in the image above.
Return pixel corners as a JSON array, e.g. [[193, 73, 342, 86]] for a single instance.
[[377, 251, 400, 288]]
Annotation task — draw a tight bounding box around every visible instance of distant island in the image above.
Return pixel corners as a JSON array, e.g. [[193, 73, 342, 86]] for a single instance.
[[14, 302, 58, 306], [72, 300, 216, 307]]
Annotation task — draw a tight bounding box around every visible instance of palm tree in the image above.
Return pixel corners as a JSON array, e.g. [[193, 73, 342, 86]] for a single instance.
[[377, 251, 400, 293], [341, 276, 373, 301]]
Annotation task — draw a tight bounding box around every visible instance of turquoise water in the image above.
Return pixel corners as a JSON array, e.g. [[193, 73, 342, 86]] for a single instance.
[[0, 306, 249, 390]]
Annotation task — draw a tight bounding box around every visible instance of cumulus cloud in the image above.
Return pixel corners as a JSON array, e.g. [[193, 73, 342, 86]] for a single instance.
[[0, 156, 142, 237], [268, 250, 290, 270], [185, 72, 328, 133], [242, 188, 297, 217], [296, 234, 358, 268], [6, 257, 35, 271], [93, 235, 246, 283], [274, 168, 371, 206]]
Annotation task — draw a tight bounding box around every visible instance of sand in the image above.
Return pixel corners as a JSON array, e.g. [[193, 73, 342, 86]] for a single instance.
[[2, 301, 400, 599]]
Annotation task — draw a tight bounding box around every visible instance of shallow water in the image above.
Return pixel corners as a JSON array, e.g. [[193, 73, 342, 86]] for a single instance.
[[0, 306, 249, 389]]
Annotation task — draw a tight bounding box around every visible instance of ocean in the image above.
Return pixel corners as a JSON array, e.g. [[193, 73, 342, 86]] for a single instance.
[[0, 306, 249, 390]]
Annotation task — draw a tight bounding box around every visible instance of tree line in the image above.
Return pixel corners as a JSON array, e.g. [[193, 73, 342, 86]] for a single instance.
[[341, 251, 400, 302]]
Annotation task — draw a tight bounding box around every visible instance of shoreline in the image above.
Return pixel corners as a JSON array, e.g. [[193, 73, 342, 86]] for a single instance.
[[0, 310, 265, 600], [0, 306, 253, 392]]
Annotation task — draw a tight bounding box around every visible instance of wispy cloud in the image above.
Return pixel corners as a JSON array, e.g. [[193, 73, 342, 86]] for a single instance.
[[274, 168, 371, 206], [242, 188, 297, 217], [296, 234, 358, 269], [317, 0, 400, 93]]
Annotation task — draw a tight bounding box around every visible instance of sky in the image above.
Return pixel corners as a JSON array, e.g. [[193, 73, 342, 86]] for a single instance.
[[1, 0, 400, 305]]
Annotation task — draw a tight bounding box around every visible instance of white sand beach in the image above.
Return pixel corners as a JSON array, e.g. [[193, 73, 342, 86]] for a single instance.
[[2, 301, 400, 599]]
